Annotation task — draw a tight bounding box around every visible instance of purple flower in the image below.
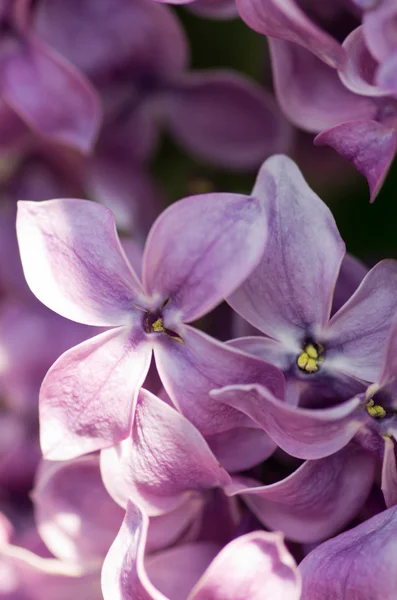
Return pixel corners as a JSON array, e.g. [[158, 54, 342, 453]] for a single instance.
[[102, 501, 301, 600], [16, 195, 283, 460], [300, 505, 397, 599]]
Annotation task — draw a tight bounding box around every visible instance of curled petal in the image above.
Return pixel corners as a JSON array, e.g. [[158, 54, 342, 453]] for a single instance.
[[300, 506, 397, 600], [226, 444, 375, 543], [1, 37, 101, 153], [17, 199, 142, 326], [269, 38, 374, 133], [234, 0, 344, 68], [163, 71, 291, 169], [40, 326, 152, 460], [154, 326, 285, 438], [381, 436, 397, 508], [228, 154, 345, 341], [315, 120, 397, 202], [363, 0, 397, 63], [100, 389, 231, 514], [143, 192, 267, 323], [325, 260, 397, 382], [211, 384, 365, 459], [33, 456, 124, 563]]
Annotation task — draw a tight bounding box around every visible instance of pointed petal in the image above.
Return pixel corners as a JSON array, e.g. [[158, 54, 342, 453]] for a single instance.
[[100, 388, 230, 514], [269, 38, 374, 133], [143, 192, 267, 323], [1, 37, 101, 153], [33, 456, 124, 563], [154, 325, 285, 437], [40, 326, 152, 460], [227, 444, 375, 543], [332, 253, 368, 316], [234, 0, 344, 68], [228, 154, 345, 341], [211, 384, 365, 459], [325, 260, 397, 382], [299, 506, 397, 600], [315, 120, 397, 202], [17, 199, 142, 326], [101, 501, 165, 600], [190, 531, 301, 600], [163, 71, 291, 169]]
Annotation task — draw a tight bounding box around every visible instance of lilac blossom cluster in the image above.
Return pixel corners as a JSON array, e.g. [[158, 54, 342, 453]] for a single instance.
[[0, 1, 396, 599]]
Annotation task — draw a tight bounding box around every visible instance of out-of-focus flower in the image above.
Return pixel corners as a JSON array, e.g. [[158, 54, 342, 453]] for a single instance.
[[102, 501, 301, 600], [16, 194, 283, 460]]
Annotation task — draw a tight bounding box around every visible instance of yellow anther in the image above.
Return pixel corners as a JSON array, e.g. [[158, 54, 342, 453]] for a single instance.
[[297, 343, 324, 373], [305, 344, 319, 359], [365, 399, 386, 419], [151, 318, 165, 333], [297, 352, 309, 370]]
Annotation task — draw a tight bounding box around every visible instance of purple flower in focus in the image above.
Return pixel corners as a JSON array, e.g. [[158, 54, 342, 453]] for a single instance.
[[102, 501, 301, 600], [16, 195, 283, 460]]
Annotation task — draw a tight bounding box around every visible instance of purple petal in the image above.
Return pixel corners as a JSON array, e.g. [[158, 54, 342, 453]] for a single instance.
[[234, 0, 344, 68], [211, 384, 365, 459], [100, 388, 231, 514], [269, 38, 375, 133], [376, 51, 397, 95], [190, 531, 301, 600], [379, 314, 397, 386], [33, 456, 123, 562], [363, 0, 397, 63], [188, 0, 238, 20], [325, 260, 397, 382], [300, 506, 397, 600], [339, 27, 387, 97], [315, 120, 397, 202], [228, 154, 345, 341], [40, 326, 152, 460], [17, 199, 142, 326], [331, 253, 368, 316], [226, 444, 375, 543], [154, 325, 285, 438], [163, 71, 291, 169], [143, 192, 267, 323], [228, 336, 293, 372], [0, 37, 101, 153], [382, 436, 397, 508], [206, 427, 276, 473]]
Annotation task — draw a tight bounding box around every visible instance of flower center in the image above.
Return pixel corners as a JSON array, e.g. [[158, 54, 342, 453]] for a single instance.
[[365, 398, 386, 419], [140, 302, 184, 343], [297, 342, 324, 374]]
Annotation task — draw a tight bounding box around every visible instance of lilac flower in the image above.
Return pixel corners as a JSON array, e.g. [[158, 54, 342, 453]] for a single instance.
[[300, 505, 397, 599], [0, 0, 100, 154], [102, 501, 301, 600], [227, 154, 397, 400], [16, 195, 283, 460], [33, 0, 291, 170]]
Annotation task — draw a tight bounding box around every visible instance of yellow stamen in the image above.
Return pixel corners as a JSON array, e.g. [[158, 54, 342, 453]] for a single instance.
[[297, 343, 324, 373], [152, 318, 165, 333], [365, 398, 386, 419]]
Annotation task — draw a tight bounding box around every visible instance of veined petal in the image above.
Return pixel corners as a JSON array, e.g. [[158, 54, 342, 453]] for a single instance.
[[40, 326, 152, 460], [228, 155, 345, 342], [234, 0, 344, 68], [211, 384, 365, 459], [226, 444, 375, 543], [0, 37, 101, 153], [189, 531, 301, 600], [325, 260, 397, 382], [299, 506, 397, 600], [269, 39, 375, 133], [143, 192, 267, 323], [163, 71, 291, 169], [100, 389, 230, 514], [33, 456, 124, 563], [154, 326, 285, 437], [315, 120, 397, 203], [17, 199, 142, 326]]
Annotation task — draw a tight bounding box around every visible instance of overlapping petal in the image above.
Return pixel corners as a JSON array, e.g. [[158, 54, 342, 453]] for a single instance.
[[0, 37, 100, 153], [300, 506, 397, 600], [226, 444, 375, 542], [228, 154, 345, 341], [339, 27, 386, 97], [162, 71, 291, 169], [211, 384, 365, 459], [17, 199, 142, 326], [100, 388, 231, 514], [39, 325, 152, 460], [143, 192, 267, 323]]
